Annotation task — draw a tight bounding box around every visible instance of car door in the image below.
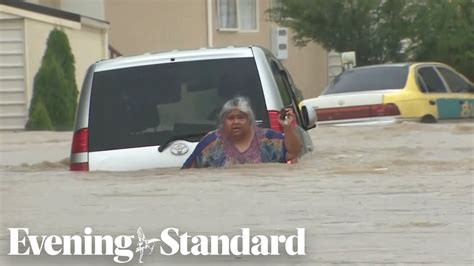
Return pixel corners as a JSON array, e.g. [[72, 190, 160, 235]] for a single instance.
[[416, 66, 460, 120], [269, 59, 304, 125], [435, 66, 474, 119], [269, 59, 314, 153]]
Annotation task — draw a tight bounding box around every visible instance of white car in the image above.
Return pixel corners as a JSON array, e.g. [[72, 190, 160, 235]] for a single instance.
[[70, 46, 316, 171]]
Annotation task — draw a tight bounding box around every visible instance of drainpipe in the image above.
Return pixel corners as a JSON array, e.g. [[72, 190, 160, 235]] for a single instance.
[[207, 0, 213, 47]]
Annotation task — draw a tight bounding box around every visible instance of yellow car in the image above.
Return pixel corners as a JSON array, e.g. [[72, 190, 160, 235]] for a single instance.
[[301, 62, 474, 125]]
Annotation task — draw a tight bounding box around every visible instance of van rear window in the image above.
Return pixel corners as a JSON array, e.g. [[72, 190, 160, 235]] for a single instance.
[[323, 66, 409, 95], [88, 58, 268, 152]]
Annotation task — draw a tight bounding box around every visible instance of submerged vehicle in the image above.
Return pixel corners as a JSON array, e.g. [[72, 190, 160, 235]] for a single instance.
[[70, 46, 316, 171], [301, 62, 474, 125]]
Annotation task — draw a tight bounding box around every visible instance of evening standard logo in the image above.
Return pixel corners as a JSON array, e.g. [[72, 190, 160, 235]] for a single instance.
[[8, 227, 306, 263]]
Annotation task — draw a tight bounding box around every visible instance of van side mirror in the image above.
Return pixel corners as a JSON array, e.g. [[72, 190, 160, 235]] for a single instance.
[[300, 104, 317, 130]]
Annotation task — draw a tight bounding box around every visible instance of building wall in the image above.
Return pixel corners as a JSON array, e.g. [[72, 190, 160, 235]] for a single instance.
[[0, 12, 27, 129], [24, 0, 104, 20], [104, 0, 328, 98], [284, 31, 328, 99], [38, 0, 61, 8], [24, 0, 61, 9], [61, 0, 104, 20], [211, 0, 327, 98], [104, 0, 208, 56], [212, 0, 270, 47]]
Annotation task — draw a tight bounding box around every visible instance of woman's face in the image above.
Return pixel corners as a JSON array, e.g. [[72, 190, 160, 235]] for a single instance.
[[223, 109, 252, 140]]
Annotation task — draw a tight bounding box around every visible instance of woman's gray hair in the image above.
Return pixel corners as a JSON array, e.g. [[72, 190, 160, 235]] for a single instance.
[[219, 96, 256, 126]]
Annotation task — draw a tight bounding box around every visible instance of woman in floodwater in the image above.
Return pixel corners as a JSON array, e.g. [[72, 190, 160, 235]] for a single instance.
[[182, 96, 301, 168]]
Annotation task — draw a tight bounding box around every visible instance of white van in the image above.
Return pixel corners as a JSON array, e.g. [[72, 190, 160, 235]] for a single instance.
[[70, 46, 316, 171]]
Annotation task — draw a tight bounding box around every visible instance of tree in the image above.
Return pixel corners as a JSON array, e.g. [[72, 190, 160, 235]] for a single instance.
[[26, 28, 78, 130], [268, 0, 412, 66], [408, 0, 474, 81], [268, 0, 473, 80], [25, 101, 53, 131]]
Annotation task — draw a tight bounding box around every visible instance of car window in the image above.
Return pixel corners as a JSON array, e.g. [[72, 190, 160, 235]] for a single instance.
[[416, 74, 428, 93], [268, 60, 305, 126], [436, 67, 471, 93], [89, 58, 269, 152], [270, 61, 292, 106], [323, 66, 409, 95], [417, 67, 447, 93]]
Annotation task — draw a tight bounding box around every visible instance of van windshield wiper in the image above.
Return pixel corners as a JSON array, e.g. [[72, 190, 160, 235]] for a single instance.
[[158, 132, 207, 152]]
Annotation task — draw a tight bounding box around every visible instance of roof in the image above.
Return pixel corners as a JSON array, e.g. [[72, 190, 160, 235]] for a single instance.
[[95, 46, 256, 72], [0, 0, 109, 26], [353, 63, 412, 70], [351, 62, 454, 71]]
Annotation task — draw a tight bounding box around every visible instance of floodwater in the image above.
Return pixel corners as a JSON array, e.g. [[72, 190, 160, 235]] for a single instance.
[[0, 122, 473, 265]]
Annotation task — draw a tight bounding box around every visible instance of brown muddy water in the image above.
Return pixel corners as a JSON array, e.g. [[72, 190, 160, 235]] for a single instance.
[[0, 122, 473, 265]]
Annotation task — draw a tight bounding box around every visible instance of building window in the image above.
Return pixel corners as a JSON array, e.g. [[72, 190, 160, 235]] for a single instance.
[[218, 0, 257, 31]]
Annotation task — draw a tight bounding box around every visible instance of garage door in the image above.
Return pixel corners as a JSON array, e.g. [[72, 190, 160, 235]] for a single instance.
[[0, 13, 27, 130]]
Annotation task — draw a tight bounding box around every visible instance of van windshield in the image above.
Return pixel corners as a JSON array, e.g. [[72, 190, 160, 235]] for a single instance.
[[89, 58, 268, 152], [323, 66, 409, 95]]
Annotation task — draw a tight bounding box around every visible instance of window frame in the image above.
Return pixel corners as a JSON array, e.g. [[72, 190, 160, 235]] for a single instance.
[[268, 58, 304, 127], [217, 0, 259, 32], [435, 66, 472, 93], [416, 66, 449, 94]]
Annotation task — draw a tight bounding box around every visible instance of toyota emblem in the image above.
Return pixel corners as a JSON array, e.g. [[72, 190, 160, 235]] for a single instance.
[[170, 143, 189, 156]]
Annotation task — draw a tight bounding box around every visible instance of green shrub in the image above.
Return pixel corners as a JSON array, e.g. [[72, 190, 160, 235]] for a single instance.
[[26, 28, 77, 131], [25, 101, 53, 130]]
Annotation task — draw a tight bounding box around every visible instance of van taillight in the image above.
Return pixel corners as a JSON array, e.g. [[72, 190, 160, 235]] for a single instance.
[[70, 128, 89, 171], [71, 128, 88, 153], [70, 162, 89, 171], [268, 111, 284, 132]]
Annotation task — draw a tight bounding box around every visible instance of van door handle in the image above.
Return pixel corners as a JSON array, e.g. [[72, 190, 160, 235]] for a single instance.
[[429, 100, 435, 105]]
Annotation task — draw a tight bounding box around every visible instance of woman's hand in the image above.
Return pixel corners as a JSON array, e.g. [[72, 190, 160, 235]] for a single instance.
[[278, 107, 295, 128], [278, 107, 301, 160]]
